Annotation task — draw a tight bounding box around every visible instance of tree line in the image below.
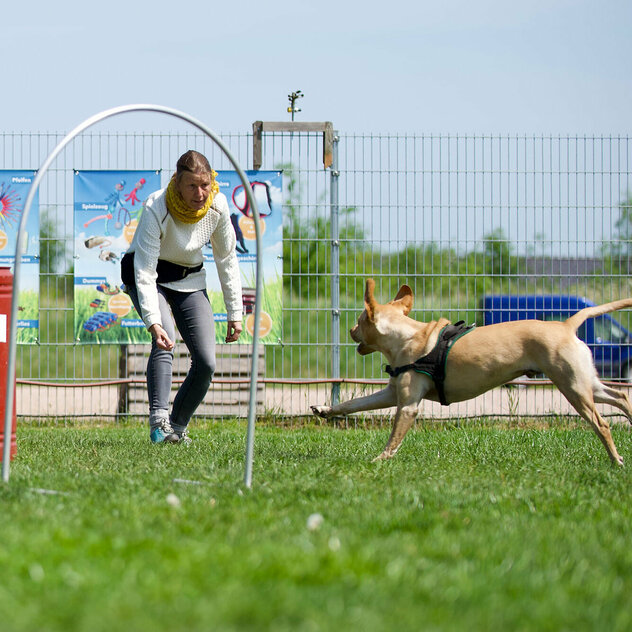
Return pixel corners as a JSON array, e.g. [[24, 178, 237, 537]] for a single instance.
[[282, 166, 632, 304]]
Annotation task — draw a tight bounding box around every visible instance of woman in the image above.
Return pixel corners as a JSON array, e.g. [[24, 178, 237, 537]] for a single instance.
[[121, 150, 243, 444]]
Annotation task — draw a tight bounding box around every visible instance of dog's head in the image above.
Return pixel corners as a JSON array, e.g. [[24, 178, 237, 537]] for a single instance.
[[350, 278, 414, 355]]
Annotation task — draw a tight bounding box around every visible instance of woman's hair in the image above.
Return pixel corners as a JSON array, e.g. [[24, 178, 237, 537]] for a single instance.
[[175, 150, 212, 181]]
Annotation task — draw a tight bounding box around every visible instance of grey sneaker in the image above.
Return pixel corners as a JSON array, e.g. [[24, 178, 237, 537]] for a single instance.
[[176, 429, 192, 445], [150, 419, 179, 444]]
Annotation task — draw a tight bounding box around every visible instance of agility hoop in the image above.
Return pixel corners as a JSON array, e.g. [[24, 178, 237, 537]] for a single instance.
[[1, 105, 262, 488]]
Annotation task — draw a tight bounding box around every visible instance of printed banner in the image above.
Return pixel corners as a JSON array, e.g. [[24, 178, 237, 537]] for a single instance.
[[74, 171, 160, 343], [211, 170, 283, 344], [0, 170, 39, 343], [73, 170, 283, 345]]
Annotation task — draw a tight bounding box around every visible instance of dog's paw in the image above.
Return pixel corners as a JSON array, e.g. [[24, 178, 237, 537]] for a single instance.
[[372, 451, 394, 462], [310, 405, 333, 419]]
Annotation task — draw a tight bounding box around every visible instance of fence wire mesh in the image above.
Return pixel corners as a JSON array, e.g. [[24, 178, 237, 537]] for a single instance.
[[1, 130, 631, 421]]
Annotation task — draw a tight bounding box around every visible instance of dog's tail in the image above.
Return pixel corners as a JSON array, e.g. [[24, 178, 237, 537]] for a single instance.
[[565, 298, 632, 332]]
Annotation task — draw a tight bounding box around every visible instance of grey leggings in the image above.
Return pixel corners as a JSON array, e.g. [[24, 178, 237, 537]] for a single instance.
[[127, 284, 216, 429]]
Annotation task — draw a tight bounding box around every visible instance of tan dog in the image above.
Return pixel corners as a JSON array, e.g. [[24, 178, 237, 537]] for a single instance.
[[312, 279, 632, 465]]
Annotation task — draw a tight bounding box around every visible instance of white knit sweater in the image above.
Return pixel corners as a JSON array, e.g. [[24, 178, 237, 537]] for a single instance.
[[126, 188, 243, 329]]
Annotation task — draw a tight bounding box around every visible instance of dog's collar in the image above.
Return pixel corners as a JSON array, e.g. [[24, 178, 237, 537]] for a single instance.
[[384, 363, 414, 378]]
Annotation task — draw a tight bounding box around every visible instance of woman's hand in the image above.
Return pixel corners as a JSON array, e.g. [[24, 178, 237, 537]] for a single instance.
[[225, 321, 243, 343], [149, 324, 174, 350]]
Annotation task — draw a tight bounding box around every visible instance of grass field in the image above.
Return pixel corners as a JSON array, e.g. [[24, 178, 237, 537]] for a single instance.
[[1, 419, 632, 631]]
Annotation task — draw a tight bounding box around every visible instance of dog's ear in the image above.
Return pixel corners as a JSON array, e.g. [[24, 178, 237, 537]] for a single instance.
[[392, 284, 413, 315], [364, 278, 378, 321]]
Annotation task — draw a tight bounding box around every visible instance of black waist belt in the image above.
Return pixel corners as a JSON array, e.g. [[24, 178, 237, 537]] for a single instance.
[[384, 321, 475, 406], [120, 252, 203, 287]]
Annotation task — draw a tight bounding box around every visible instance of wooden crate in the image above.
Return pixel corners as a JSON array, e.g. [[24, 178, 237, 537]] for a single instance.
[[121, 343, 265, 417]]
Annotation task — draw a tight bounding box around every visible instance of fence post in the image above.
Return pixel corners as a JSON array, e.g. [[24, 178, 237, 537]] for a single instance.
[[330, 132, 340, 406]]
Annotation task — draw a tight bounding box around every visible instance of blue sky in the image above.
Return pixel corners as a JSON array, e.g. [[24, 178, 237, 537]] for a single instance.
[[3, 0, 631, 134]]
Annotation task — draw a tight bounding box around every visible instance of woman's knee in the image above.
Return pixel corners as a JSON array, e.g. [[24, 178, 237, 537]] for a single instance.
[[192, 351, 216, 379]]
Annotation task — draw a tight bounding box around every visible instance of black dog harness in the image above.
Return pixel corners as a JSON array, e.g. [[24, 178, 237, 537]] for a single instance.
[[384, 321, 475, 406]]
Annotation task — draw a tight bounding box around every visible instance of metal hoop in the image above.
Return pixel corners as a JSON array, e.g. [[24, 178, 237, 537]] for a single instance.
[[2, 105, 262, 487]]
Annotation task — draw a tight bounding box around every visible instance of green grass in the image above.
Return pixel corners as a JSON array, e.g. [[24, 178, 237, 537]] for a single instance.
[[1, 419, 632, 631]]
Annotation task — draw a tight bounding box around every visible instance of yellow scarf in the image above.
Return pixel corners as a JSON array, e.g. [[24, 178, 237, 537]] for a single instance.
[[166, 171, 219, 224]]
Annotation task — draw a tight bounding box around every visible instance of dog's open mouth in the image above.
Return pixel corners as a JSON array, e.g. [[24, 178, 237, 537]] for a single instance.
[[351, 325, 372, 355]]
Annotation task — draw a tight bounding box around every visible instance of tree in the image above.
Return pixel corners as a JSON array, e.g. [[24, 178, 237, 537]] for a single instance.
[[482, 228, 514, 276], [280, 163, 368, 299], [39, 206, 68, 274], [39, 206, 70, 301], [609, 193, 632, 257]]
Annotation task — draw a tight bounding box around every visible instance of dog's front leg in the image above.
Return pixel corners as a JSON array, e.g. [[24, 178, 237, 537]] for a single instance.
[[374, 405, 419, 461], [311, 383, 397, 419], [374, 373, 431, 460]]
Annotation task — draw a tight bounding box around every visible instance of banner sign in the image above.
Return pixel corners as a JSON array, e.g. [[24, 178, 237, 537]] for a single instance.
[[73, 170, 160, 343], [74, 170, 283, 345], [0, 170, 39, 343], [210, 170, 282, 344]]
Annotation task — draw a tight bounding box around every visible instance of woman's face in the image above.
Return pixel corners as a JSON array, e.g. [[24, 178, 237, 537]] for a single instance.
[[176, 171, 213, 210]]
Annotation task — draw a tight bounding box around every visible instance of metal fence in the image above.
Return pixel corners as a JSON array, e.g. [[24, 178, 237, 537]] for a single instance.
[[1, 128, 631, 421]]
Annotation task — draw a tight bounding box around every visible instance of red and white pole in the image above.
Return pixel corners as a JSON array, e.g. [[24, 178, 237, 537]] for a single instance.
[[0, 267, 17, 465]]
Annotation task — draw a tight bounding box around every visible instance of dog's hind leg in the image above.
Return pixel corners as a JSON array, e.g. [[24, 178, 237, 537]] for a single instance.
[[374, 373, 431, 461], [550, 373, 623, 466], [593, 382, 632, 425]]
